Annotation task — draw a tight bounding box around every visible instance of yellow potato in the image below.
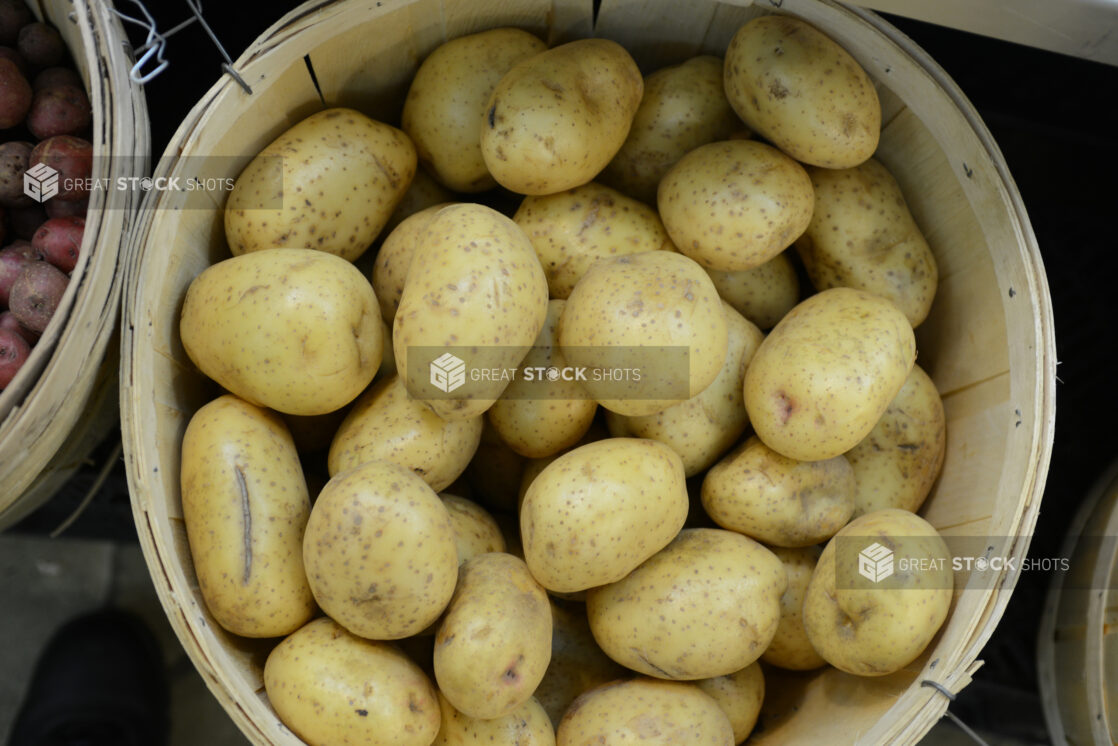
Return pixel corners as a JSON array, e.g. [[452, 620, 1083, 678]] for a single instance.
[[696, 663, 764, 744], [225, 108, 416, 262], [403, 28, 545, 192], [803, 509, 953, 676], [440, 493, 506, 565], [264, 618, 440, 746], [180, 395, 316, 638], [520, 438, 688, 593], [517, 418, 611, 508], [433, 692, 554, 746], [743, 287, 915, 461], [605, 303, 763, 476], [586, 528, 786, 679], [514, 182, 676, 298], [393, 203, 549, 421], [848, 364, 946, 516], [658, 139, 814, 272], [535, 601, 628, 727], [487, 300, 598, 458], [481, 39, 642, 195], [796, 159, 938, 326], [556, 679, 733, 746], [434, 552, 552, 719], [701, 436, 855, 547], [302, 460, 458, 639], [327, 375, 483, 491], [372, 202, 453, 323], [705, 251, 799, 330], [180, 248, 382, 416], [724, 16, 881, 169], [558, 250, 728, 416], [601, 55, 741, 205], [761, 546, 827, 671]]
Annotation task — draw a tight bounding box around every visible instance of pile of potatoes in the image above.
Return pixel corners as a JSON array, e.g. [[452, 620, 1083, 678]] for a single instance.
[[178, 13, 953, 746], [0, 0, 90, 389]]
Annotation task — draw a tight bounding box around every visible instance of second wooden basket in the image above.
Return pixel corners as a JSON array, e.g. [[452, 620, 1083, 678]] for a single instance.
[[120, 0, 1056, 743]]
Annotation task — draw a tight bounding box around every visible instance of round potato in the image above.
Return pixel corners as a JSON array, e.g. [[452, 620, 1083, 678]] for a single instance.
[[264, 618, 440, 746], [403, 28, 546, 192], [520, 438, 688, 593], [803, 509, 953, 676], [180, 395, 316, 638], [605, 303, 762, 476], [328, 375, 483, 491], [724, 16, 881, 169], [743, 287, 915, 461], [705, 251, 799, 330], [481, 38, 642, 195], [433, 692, 554, 746], [302, 460, 458, 640], [488, 299, 598, 458], [658, 139, 813, 272], [393, 203, 549, 420], [372, 202, 453, 323], [558, 250, 728, 416], [796, 159, 938, 326], [701, 435, 855, 547], [225, 108, 415, 262], [696, 663, 764, 744], [587, 528, 786, 679], [180, 248, 382, 416], [848, 364, 946, 516], [514, 182, 676, 298], [434, 552, 552, 719], [761, 546, 827, 671], [440, 493, 506, 565], [557, 679, 733, 746], [601, 55, 741, 205]]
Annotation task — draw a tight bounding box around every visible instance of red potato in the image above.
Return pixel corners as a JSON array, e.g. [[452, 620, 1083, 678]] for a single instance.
[[27, 84, 91, 138], [32, 216, 83, 273], [16, 22, 65, 69], [0, 240, 43, 305], [33, 66, 81, 91], [0, 0, 32, 47], [45, 196, 86, 218], [29, 135, 91, 201], [0, 325, 30, 388], [9, 203, 44, 239], [0, 45, 26, 75], [0, 140, 32, 206], [0, 308, 35, 345], [0, 56, 31, 128], [8, 259, 68, 332]]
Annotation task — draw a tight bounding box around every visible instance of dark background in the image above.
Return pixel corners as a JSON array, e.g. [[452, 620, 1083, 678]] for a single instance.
[[14, 2, 1118, 742]]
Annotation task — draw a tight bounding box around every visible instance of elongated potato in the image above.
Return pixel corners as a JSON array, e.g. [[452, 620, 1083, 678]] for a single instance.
[[696, 664, 764, 744], [371, 202, 453, 323], [225, 108, 415, 261], [514, 182, 675, 298], [796, 159, 938, 326], [403, 28, 546, 192], [724, 16, 880, 169], [327, 375, 483, 491], [762, 546, 827, 671], [434, 552, 552, 719], [705, 251, 799, 330], [602, 55, 742, 204], [393, 203, 549, 420], [488, 299, 598, 458], [520, 438, 688, 592], [180, 395, 316, 638], [743, 287, 915, 461], [481, 39, 642, 195], [433, 692, 554, 746], [264, 618, 440, 746]]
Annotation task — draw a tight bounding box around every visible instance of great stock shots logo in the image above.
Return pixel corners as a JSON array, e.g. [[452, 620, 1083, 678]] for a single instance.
[[429, 353, 467, 393], [858, 542, 895, 583], [23, 163, 59, 202]]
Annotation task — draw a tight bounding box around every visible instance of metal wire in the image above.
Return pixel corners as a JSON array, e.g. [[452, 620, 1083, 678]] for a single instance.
[[921, 679, 992, 746]]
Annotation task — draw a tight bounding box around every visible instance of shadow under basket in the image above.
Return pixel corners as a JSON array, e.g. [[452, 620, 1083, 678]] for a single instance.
[[120, 0, 1055, 743], [0, 0, 149, 528]]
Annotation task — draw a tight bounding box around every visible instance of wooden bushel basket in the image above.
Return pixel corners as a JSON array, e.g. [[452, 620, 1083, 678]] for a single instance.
[[0, 0, 149, 528], [120, 0, 1056, 743]]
